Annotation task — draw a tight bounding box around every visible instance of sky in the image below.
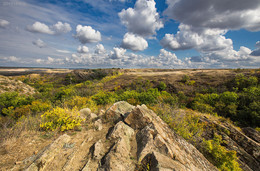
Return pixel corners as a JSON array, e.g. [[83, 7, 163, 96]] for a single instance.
[[0, 0, 260, 69]]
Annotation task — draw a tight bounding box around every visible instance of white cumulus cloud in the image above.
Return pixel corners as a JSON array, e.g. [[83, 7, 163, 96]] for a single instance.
[[158, 0, 260, 68], [35, 56, 65, 65], [9, 56, 19, 62], [158, 49, 183, 66], [121, 33, 148, 51], [119, 0, 163, 37], [52, 21, 72, 34], [0, 19, 10, 28], [75, 25, 102, 44], [36, 59, 44, 64], [160, 23, 256, 65], [95, 44, 106, 54], [27, 21, 72, 35], [77, 45, 89, 53], [110, 47, 126, 59], [164, 0, 260, 31], [161, 24, 232, 52], [47, 56, 54, 63], [27, 21, 54, 34]]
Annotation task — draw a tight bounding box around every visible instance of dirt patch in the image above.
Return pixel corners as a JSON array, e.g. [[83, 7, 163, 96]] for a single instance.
[[0, 131, 55, 170], [0, 122, 113, 170]]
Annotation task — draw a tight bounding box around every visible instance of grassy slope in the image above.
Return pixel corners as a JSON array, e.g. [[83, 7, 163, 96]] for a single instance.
[[0, 68, 259, 170]]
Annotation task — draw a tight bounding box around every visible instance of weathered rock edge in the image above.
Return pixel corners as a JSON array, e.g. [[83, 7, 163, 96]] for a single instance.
[[12, 101, 218, 171]]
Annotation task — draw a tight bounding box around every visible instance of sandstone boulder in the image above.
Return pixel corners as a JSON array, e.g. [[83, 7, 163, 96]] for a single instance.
[[105, 101, 134, 122], [94, 119, 103, 131], [99, 121, 135, 170], [79, 108, 92, 119], [90, 113, 98, 120], [91, 140, 103, 160]]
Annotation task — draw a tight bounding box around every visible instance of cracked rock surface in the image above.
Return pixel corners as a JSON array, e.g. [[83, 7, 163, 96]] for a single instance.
[[12, 101, 218, 171]]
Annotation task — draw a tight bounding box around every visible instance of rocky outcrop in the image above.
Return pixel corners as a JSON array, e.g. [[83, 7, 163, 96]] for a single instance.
[[199, 116, 260, 171], [105, 101, 135, 122], [99, 121, 136, 170], [242, 127, 260, 143], [12, 102, 217, 171], [124, 104, 217, 170]]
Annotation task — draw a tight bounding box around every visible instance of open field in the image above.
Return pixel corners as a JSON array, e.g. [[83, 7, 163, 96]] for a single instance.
[[0, 67, 72, 76]]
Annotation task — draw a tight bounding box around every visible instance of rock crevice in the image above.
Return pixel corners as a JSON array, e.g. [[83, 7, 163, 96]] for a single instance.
[[12, 101, 218, 171]]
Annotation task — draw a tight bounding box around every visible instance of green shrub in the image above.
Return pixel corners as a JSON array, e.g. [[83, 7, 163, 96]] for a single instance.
[[177, 91, 189, 108], [219, 92, 238, 105], [170, 110, 205, 141], [160, 91, 178, 106], [181, 75, 190, 83], [247, 76, 258, 87], [129, 78, 153, 92], [192, 101, 215, 114], [30, 100, 52, 113], [237, 86, 260, 127], [91, 91, 117, 105], [40, 107, 84, 132], [0, 92, 34, 115], [54, 87, 75, 101], [187, 80, 196, 86], [206, 93, 220, 106], [11, 105, 31, 119], [233, 74, 258, 91], [2, 106, 15, 117], [157, 81, 167, 91], [138, 88, 160, 104], [119, 90, 140, 105], [234, 73, 247, 90], [203, 134, 241, 171]]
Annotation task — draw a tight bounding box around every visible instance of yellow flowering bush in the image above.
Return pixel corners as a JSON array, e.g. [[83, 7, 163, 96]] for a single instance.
[[100, 72, 123, 83], [40, 107, 84, 132]]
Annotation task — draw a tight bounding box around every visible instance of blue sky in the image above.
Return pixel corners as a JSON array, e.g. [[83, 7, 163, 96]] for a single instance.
[[0, 0, 260, 68]]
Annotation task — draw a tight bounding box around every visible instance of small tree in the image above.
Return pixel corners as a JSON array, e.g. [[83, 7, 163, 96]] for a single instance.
[[157, 81, 167, 91]]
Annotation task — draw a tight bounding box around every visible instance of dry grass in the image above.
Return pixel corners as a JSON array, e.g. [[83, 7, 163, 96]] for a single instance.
[[0, 75, 35, 95], [0, 131, 55, 170]]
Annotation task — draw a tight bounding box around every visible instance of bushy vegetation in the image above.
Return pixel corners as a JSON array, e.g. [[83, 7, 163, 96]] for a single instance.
[[1, 69, 259, 170], [157, 81, 167, 91], [181, 74, 196, 85], [190, 74, 259, 127], [202, 134, 241, 171], [0, 92, 34, 116], [152, 106, 241, 171], [40, 107, 84, 132]]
